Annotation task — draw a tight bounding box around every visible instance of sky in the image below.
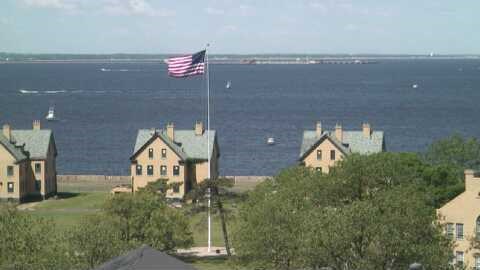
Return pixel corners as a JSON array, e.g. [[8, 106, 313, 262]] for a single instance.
[[0, 0, 479, 54]]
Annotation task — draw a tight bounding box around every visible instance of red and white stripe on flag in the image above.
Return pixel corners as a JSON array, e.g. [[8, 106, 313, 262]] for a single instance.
[[165, 50, 206, 78]]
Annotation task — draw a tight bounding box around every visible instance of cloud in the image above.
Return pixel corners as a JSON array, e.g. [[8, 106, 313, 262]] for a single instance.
[[344, 23, 358, 31], [221, 25, 237, 32], [102, 0, 174, 17], [309, 1, 328, 14], [21, 0, 77, 10], [238, 5, 254, 16], [204, 7, 225, 15]]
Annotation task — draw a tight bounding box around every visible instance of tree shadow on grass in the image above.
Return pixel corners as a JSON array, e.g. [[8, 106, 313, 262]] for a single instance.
[[55, 192, 81, 200]]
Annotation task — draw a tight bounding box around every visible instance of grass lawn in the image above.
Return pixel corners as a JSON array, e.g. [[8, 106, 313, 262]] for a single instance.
[[183, 257, 247, 270], [27, 192, 108, 229], [17, 179, 263, 270]]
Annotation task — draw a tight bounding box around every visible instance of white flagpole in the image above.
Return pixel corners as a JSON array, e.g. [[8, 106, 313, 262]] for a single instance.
[[205, 44, 212, 253]]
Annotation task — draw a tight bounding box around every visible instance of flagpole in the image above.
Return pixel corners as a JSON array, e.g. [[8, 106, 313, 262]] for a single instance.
[[206, 44, 212, 253]]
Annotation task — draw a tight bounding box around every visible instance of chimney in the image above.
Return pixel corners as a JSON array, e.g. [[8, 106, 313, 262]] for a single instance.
[[335, 123, 343, 142], [195, 121, 204, 136], [2, 124, 11, 141], [362, 123, 371, 138], [316, 121, 322, 138], [464, 169, 480, 192], [166, 122, 175, 141], [33, 120, 41, 130]]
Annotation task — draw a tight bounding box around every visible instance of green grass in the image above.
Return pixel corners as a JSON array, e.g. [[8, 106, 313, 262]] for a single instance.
[[183, 257, 246, 270], [188, 209, 226, 247], [27, 192, 109, 229], [22, 179, 255, 247]]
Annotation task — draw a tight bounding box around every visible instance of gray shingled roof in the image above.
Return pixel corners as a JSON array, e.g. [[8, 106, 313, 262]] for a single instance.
[[93, 245, 197, 270], [133, 129, 216, 161], [11, 130, 54, 159], [300, 130, 384, 159], [0, 134, 28, 162]]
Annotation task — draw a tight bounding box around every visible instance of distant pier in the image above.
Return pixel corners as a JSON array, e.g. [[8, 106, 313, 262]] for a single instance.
[[212, 58, 378, 65]]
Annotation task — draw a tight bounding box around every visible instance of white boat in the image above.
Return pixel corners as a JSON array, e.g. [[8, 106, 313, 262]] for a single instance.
[[45, 106, 56, 121], [225, 81, 231, 89], [412, 84, 418, 89], [267, 137, 275, 145]]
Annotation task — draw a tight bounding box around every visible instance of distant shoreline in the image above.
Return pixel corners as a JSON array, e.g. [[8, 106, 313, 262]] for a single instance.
[[0, 56, 478, 64]]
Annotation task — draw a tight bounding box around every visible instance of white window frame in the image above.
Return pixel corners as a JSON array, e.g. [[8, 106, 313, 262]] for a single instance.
[[446, 223, 454, 238], [456, 223, 464, 240], [455, 251, 464, 267]]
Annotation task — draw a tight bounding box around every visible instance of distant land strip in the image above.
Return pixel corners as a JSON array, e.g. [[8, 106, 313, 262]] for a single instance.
[[0, 53, 479, 64]]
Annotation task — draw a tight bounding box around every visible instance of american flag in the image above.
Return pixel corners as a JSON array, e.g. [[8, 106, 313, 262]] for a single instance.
[[165, 50, 206, 78]]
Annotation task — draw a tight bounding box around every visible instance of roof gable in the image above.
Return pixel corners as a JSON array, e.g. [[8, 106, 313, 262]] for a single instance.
[[130, 131, 187, 161], [299, 130, 384, 159], [0, 134, 28, 162], [299, 133, 349, 161], [132, 129, 216, 161], [11, 130, 54, 160], [94, 245, 197, 270]]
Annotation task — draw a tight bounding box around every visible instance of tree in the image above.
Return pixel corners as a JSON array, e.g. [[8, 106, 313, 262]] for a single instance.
[[103, 182, 193, 251], [187, 177, 235, 256], [233, 167, 324, 270], [424, 134, 480, 171], [305, 186, 452, 270], [67, 214, 128, 269], [233, 161, 454, 270], [0, 205, 69, 270]]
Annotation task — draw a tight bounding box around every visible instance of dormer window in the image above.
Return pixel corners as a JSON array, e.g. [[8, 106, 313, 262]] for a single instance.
[[148, 148, 154, 159], [161, 148, 167, 158]]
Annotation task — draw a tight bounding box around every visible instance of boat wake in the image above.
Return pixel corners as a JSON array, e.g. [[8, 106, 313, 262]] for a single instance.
[[19, 89, 39, 94], [45, 90, 67, 94], [19, 89, 67, 94]]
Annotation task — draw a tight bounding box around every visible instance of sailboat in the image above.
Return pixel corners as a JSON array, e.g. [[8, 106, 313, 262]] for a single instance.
[[45, 106, 56, 121], [225, 80, 231, 89]]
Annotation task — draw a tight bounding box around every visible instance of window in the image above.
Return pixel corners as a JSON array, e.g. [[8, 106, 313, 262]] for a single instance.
[[455, 251, 464, 267], [446, 223, 454, 238], [7, 166, 14, 176], [35, 180, 41, 191], [475, 255, 480, 270], [477, 216, 480, 239], [7, 182, 14, 193], [35, 163, 41, 174], [456, 223, 464, 240], [316, 167, 322, 173], [330, 150, 336, 160], [161, 148, 167, 158], [136, 165, 142, 175], [148, 148, 154, 159], [316, 150, 322, 160], [173, 184, 180, 193], [160, 165, 167, 176], [173, 165, 180, 176], [147, 165, 154, 176]]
